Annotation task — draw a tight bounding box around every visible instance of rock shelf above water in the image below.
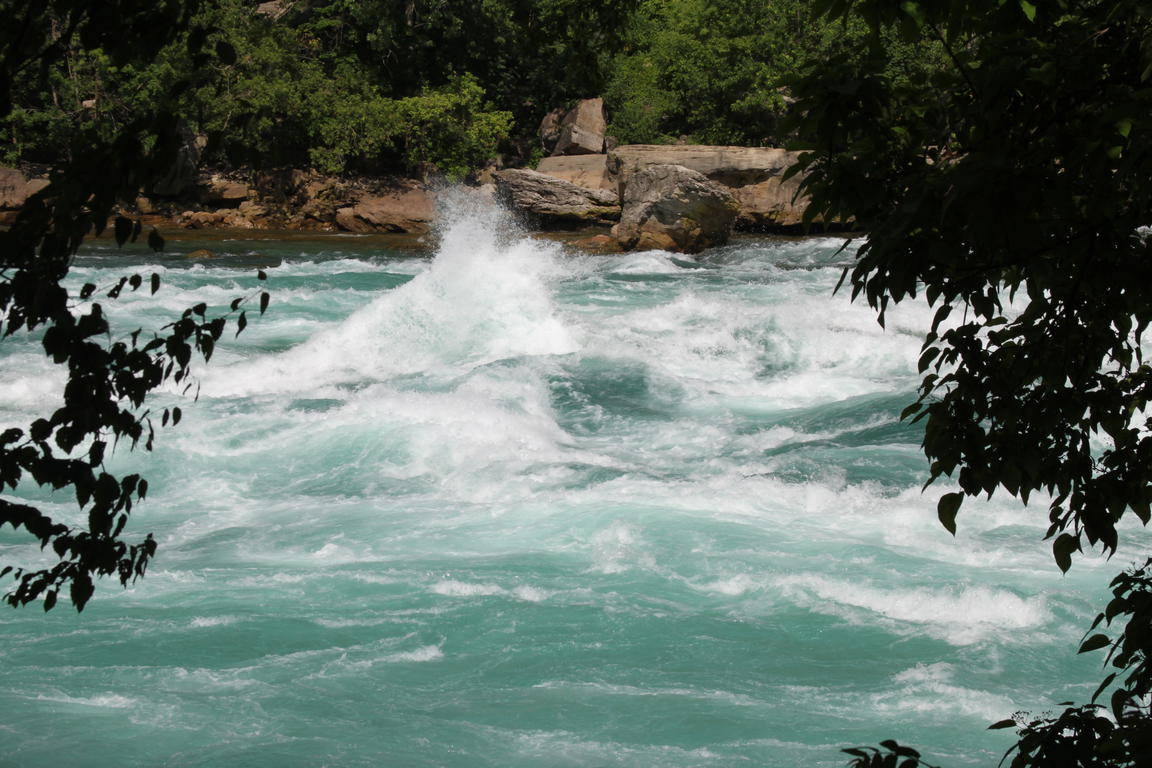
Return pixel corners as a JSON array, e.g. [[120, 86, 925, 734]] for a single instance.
[[0, 143, 814, 253]]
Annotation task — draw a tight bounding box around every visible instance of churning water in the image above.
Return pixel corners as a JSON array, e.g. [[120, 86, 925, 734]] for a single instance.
[[0, 197, 1146, 766]]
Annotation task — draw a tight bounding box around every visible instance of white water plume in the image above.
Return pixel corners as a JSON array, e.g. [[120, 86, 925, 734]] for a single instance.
[[204, 194, 578, 397]]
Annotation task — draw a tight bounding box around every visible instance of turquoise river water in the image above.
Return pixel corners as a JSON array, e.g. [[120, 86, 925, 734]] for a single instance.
[[1, 198, 1147, 766]]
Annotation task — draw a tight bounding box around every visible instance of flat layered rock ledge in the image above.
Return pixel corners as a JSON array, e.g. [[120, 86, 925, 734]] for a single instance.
[[497, 144, 814, 251], [0, 143, 823, 253]]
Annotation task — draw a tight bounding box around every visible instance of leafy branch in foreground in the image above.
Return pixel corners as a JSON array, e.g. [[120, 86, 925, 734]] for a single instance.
[[787, 0, 1152, 764], [0, 0, 269, 611], [843, 740, 938, 768], [0, 217, 267, 610]]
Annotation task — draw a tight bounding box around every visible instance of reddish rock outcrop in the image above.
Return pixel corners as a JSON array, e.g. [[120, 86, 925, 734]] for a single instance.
[[0, 167, 49, 210], [553, 98, 607, 156], [334, 182, 435, 234], [196, 175, 251, 208], [150, 121, 205, 197], [539, 107, 566, 156], [535, 155, 614, 192]]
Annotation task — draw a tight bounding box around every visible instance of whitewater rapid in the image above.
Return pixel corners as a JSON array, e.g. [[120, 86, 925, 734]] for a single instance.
[[0, 201, 1145, 767]]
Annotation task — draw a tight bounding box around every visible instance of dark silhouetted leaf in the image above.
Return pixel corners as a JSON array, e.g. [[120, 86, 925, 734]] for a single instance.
[[147, 228, 165, 252], [114, 216, 132, 247], [937, 493, 962, 535], [1079, 633, 1112, 654]]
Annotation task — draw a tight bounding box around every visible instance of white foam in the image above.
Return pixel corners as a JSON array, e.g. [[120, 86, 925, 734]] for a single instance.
[[609, 252, 693, 274], [431, 579, 550, 602], [431, 580, 506, 597], [870, 663, 1017, 722], [590, 521, 655, 574], [36, 692, 137, 709], [533, 680, 761, 707], [778, 574, 1051, 645], [313, 617, 395, 628], [382, 645, 444, 663], [698, 573, 765, 596], [204, 199, 578, 396]]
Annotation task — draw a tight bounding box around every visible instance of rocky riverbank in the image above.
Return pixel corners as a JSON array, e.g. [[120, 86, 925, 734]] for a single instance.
[[0, 101, 824, 254]]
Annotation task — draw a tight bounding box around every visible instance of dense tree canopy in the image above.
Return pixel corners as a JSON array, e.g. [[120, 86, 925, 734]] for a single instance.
[[604, 0, 843, 145], [789, 0, 1152, 763], [1, 0, 945, 177], [1, 0, 643, 177]]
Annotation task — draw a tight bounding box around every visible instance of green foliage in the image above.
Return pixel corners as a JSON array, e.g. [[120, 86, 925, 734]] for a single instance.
[[790, 0, 1152, 764], [389, 76, 513, 180], [286, 0, 639, 138], [305, 73, 511, 179], [1, 39, 185, 166], [994, 559, 1152, 767], [1081, 557, 1152, 716], [1, 0, 945, 174], [793, 0, 1152, 575], [603, 0, 945, 145], [2, 0, 519, 177], [0, 0, 265, 610], [605, 0, 814, 144]]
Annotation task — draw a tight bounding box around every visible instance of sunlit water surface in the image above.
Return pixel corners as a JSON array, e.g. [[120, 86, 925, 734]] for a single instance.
[[1, 199, 1145, 767]]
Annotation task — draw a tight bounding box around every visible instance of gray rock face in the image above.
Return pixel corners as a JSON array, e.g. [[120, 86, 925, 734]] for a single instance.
[[608, 144, 805, 228], [494, 168, 619, 226], [611, 164, 738, 253], [535, 154, 614, 192], [553, 98, 607, 156]]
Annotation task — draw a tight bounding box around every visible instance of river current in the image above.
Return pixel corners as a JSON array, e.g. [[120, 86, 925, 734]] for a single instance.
[[0, 199, 1145, 766]]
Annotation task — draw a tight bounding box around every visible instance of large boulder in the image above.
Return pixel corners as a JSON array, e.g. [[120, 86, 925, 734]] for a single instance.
[[196, 174, 251, 208], [494, 168, 619, 226], [255, 168, 311, 205], [292, 178, 344, 228], [552, 98, 607, 156], [539, 107, 566, 156], [0, 167, 49, 210], [535, 154, 614, 192], [608, 144, 806, 229], [255, 0, 289, 18], [334, 182, 435, 234], [611, 164, 738, 253]]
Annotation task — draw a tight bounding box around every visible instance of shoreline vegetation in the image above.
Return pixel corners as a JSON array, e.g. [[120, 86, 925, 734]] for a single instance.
[[1, 0, 930, 251]]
